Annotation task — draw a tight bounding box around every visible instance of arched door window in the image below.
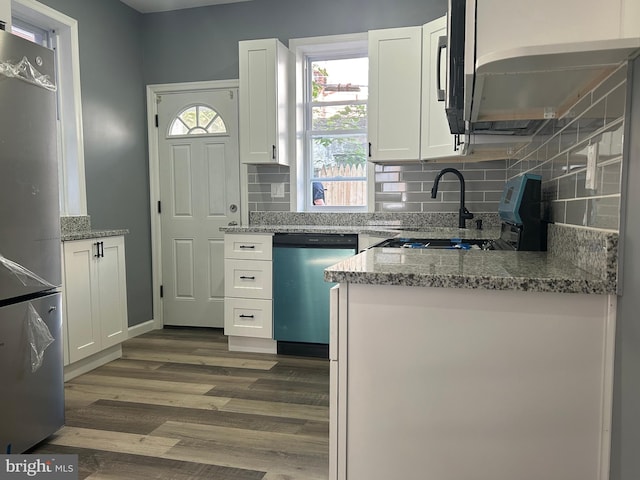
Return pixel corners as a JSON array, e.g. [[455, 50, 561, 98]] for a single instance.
[[168, 104, 227, 136]]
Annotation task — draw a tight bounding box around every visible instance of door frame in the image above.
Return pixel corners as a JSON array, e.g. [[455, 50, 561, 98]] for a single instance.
[[146, 80, 247, 329]]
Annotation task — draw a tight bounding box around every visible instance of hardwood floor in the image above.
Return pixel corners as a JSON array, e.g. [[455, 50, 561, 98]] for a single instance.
[[29, 328, 330, 480]]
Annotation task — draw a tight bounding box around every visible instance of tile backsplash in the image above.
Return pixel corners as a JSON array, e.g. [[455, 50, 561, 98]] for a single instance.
[[249, 61, 628, 234], [506, 63, 627, 231], [248, 160, 508, 214]]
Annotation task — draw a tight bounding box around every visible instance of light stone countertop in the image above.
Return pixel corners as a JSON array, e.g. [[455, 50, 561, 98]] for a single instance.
[[223, 223, 616, 295], [324, 247, 613, 294], [61, 229, 129, 241]]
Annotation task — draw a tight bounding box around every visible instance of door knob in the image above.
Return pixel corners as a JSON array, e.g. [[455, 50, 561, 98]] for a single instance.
[[229, 204, 238, 213]]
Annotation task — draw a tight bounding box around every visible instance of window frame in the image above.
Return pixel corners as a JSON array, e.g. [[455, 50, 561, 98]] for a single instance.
[[289, 33, 374, 213], [12, 0, 87, 216]]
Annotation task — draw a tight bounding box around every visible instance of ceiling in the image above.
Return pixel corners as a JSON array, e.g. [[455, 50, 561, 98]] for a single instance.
[[119, 0, 252, 14]]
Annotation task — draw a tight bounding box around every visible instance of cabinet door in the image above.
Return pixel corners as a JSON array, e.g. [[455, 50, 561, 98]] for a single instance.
[[368, 26, 422, 162], [97, 236, 128, 350], [421, 16, 462, 160], [63, 240, 101, 363], [239, 39, 290, 165]]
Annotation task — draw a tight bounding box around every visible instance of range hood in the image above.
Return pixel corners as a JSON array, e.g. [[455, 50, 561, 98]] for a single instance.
[[468, 38, 640, 129], [457, 0, 640, 136]]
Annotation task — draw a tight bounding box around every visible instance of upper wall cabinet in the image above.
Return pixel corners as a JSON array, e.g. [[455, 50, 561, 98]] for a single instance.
[[367, 20, 461, 163], [239, 39, 291, 166]]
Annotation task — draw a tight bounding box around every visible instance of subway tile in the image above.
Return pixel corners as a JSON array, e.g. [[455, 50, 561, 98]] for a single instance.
[[586, 196, 620, 230], [577, 99, 606, 144], [442, 191, 484, 203], [563, 92, 592, 122], [565, 199, 587, 226], [381, 182, 408, 192], [546, 136, 561, 158], [484, 191, 504, 202], [485, 169, 507, 181], [597, 123, 624, 160], [376, 192, 404, 202], [598, 161, 622, 196], [542, 180, 558, 202], [375, 172, 400, 182], [558, 175, 577, 200], [593, 64, 627, 100], [254, 173, 291, 184], [551, 200, 566, 224], [559, 126, 579, 153], [604, 83, 626, 123]]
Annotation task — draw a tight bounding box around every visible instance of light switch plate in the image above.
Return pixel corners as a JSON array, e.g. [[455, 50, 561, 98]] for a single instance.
[[585, 143, 598, 190]]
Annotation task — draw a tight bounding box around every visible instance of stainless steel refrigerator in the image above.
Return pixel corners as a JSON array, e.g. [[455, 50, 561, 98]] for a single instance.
[[0, 29, 64, 454]]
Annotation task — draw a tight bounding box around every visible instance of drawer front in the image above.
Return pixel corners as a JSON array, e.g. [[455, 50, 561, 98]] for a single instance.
[[224, 234, 273, 261], [224, 298, 273, 338], [224, 259, 272, 299]]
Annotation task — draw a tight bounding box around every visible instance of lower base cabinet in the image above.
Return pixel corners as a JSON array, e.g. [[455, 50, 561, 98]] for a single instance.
[[331, 283, 615, 480], [62, 236, 128, 366]]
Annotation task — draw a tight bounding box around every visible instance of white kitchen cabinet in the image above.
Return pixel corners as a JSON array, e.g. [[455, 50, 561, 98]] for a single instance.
[[368, 19, 461, 163], [223, 233, 276, 352], [368, 26, 422, 162], [239, 39, 291, 166], [63, 236, 128, 365], [330, 283, 616, 480]]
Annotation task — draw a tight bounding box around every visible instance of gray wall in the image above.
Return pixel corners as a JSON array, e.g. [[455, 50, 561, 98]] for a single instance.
[[141, 0, 445, 85], [611, 56, 640, 480], [38, 0, 152, 327]]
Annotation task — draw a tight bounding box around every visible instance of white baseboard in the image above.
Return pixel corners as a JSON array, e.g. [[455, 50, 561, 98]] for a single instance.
[[228, 335, 277, 354], [127, 319, 159, 339], [64, 345, 122, 381]]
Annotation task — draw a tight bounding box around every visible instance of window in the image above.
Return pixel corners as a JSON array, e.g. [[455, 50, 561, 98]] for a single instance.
[[168, 105, 227, 136], [291, 34, 371, 212], [12, 0, 87, 216]]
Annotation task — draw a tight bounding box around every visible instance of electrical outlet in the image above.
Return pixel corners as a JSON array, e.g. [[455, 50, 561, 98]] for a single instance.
[[585, 143, 598, 190], [271, 183, 285, 198]]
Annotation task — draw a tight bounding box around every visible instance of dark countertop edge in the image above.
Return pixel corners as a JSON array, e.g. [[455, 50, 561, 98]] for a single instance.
[[61, 229, 129, 241]]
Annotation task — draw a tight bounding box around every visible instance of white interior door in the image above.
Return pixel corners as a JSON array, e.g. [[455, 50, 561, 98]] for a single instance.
[[157, 88, 240, 327]]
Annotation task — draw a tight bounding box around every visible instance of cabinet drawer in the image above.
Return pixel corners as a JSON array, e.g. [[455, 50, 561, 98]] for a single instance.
[[225, 234, 273, 260], [224, 298, 273, 338], [224, 259, 272, 299]]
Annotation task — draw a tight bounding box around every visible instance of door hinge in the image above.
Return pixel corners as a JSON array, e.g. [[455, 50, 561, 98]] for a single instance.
[[157, 200, 162, 214], [155, 114, 159, 128], [160, 285, 164, 298]]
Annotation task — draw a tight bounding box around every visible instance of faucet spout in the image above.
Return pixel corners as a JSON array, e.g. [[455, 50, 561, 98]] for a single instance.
[[431, 167, 474, 229]]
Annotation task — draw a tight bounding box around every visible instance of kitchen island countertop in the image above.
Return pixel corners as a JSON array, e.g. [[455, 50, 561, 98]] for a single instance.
[[324, 247, 614, 295]]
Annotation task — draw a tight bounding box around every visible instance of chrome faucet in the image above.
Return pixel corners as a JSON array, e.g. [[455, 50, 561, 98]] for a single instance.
[[431, 167, 474, 229]]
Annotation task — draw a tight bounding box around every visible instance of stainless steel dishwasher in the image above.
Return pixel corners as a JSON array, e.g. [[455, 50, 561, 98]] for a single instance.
[[273, 233, 358, 357]]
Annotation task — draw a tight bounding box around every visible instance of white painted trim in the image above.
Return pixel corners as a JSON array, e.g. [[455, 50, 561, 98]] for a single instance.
[[146, 80, 241, 330], [0, 0, 11, 29], [63, 345, 122, 381], [288, 33, 371, 213], [12, 0, 87, 215], [127, 319, 158, 338], [227, 335, 277, 354], [599, 294, 617, 480]]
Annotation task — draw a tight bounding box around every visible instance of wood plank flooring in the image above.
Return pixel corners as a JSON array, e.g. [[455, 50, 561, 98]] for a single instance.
[[29, 328, 330, 480]]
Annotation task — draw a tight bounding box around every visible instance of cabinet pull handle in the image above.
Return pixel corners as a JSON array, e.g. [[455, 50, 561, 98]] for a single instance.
[[239, 314, 255, 319], [368, 142, 372, 158], [272, 145, 276, 160], [94, 242, 101, 258], [437, 35, 447, 102], [239, 245, 255, 249], [239, 276, 256, 280], [100, 241, 105, 258]]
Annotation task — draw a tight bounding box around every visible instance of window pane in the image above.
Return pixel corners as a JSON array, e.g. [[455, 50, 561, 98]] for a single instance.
[[180, 107, 198, 129], [312, 134, 367, 174], [312, 104, 366, 131], [208, 116, 227, 133], [312, 57, 368, 103], [311, 180, 367, 207]]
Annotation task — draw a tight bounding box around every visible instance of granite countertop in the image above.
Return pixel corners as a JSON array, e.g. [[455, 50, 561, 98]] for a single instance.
[[61, 229, 130, 241], [324, 248, 614, 295], [220, 224, 499, 240]]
